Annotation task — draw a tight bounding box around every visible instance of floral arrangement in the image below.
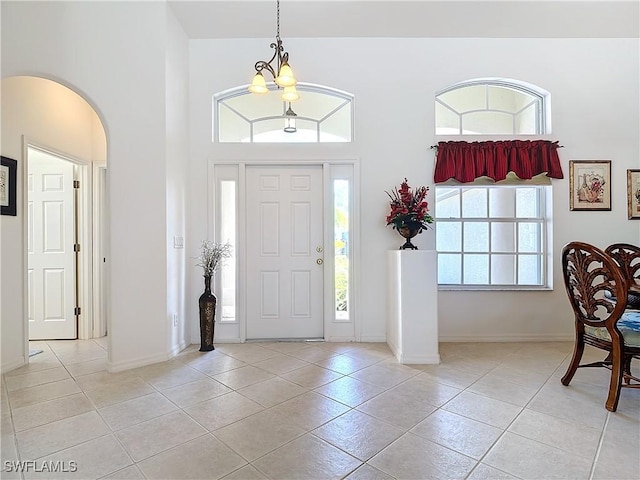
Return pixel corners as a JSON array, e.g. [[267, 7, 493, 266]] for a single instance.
[[196, 240, 233, 277], [385, 178, 434, 231]]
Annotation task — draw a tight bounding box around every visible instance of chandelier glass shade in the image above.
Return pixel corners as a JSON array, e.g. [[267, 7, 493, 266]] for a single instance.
[[248, 0, 299, 101]]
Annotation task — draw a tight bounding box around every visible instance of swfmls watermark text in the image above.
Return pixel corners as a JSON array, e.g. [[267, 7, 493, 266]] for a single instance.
[[4, 460, 78, 473]]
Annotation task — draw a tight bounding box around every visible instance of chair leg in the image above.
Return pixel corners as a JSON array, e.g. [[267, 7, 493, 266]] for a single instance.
[[605, 347, 624, 412], [562, 331, 584, 386]]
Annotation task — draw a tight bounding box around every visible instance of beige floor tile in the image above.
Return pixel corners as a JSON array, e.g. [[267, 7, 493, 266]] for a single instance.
[[1, 435, 21, 479], [315, 353, 381, 375], [390, 375, 463, 408], [99, 465, 146, 479], [252, 354, 309, 375], [75, 370, 141, 391], [591, 412, 640, 480], [508, 408, 602, 460], [466, 375, 540, 407], [466, 463, 519, 480], [213, 366, 275, 390], [57, 349, 107, 366], [257, 341, 313, 355], [416, 363, 484, 390], [527, 381, 608, 429], [16, 411, 110, 460], [7, 378, 81, 409], [410, 409, 503, 460], [23, 434, 132, 480], [237, 377, 307, 408], [138, 434, 246, 480], [287, 346, 339, 363], [344, 463, 394, 480], [442, 391, 522, 429], [142, 365, 208, 391], [253, 433, 362, 480], [484, 431, 592, 479], [4, 357, 62, 378], [99, 392, 178, 431], [116, 411, 207, 461], [65, 358, 108, 377], [348, 362, 420, 389], [184, 392, 264, 431], [188, 355, 247, 376], [5, 366, 71, 392], [221, 464, 268, 479], [1, 412, 14, 434], [482, 364, 551, 389], [84, 377, 155, 409], [160, 378, 231, 408], [314, 376, 386, 408], [218, 345, 281, 364], [369, 432, 477, 480], [281, 364, 344, 389], [12, 392, 93, 432], [356, 383, 438, 430], [267, 391, 350, 430], [313, 410, 405, 461], [214, 409, 306, 461]]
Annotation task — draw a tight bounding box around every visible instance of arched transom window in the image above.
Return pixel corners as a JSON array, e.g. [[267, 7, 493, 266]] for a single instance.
[[435, 79, 549, 135], [214, 83, 354, 143]]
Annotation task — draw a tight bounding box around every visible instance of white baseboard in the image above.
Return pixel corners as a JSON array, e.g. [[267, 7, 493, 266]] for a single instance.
[[359, 336, 386, 343], [325, 336, 356, 343], [169, 340, 190, 357], [1, 356, 27, 374], [213, 338, 242, 344], [438, 334, 573, 342], [107, 351, 171, 373], [398, 353, 441, 364]]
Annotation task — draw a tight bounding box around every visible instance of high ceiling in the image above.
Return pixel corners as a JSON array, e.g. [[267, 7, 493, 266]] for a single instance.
[[168, 1, 639, 39]]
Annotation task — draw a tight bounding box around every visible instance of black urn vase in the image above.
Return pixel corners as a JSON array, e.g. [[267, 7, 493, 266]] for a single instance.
[[398, 224, 421, 250], [199, 275, 216, 352]]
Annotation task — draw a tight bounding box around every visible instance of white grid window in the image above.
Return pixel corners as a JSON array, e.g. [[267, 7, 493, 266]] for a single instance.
[[436, 185, 548, 288]]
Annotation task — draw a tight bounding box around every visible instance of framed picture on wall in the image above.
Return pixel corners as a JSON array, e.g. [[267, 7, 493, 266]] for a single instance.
[[0, 156, 17, 216], [569, 160, 611, 211], [627, 169, 640, 220]]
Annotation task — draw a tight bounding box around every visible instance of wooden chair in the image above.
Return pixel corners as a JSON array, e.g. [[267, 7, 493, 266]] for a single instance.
[[605, 243, 640, 309], [561, 241, 640, 411]]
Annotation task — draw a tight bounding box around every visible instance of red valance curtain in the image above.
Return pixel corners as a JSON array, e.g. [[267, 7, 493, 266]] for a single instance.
[[434, 140, 564, 183]]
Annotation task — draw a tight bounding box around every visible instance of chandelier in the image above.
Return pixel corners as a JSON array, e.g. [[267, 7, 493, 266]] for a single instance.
[[248, 0, 299, 102]]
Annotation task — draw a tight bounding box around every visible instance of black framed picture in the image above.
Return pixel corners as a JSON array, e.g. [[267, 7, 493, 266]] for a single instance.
[[1, 156, 17, 216]]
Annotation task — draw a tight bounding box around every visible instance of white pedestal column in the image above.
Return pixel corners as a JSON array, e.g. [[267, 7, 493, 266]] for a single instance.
[[387, 250, 440, 364]]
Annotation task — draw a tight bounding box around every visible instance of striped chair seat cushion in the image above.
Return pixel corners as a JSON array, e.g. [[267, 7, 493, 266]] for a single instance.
[[585, 310, 640, 347]]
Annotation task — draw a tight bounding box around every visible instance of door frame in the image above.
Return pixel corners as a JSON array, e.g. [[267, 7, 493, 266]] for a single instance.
[[208, 159, 360, 344], [23, 139, 103, 344]]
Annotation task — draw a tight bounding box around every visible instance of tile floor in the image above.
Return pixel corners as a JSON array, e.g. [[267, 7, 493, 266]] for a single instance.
[[1, 339, 639, 480]]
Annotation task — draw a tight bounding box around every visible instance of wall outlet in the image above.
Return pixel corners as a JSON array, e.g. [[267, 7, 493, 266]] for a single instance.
[[173, 314, 178, 327]]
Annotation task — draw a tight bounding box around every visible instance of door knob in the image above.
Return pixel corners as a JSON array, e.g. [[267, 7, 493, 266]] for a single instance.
[[316, 258, 324, 265]]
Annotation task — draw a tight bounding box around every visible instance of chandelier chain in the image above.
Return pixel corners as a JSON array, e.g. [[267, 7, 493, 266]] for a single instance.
[[276, 0, 280, 39]]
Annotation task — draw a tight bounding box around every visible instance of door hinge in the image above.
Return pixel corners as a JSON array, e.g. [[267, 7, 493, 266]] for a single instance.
[[74, 243, 81, 252], [73, 180, 80, 189], [74, 306, 81, 316]]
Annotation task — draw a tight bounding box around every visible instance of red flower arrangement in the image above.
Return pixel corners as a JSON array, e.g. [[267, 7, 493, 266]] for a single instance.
[[386, 178, 434, 232]]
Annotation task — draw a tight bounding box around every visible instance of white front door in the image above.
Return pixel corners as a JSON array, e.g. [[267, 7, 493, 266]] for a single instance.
[[28, 150, 77, 340], [246, 165, 324, 339]]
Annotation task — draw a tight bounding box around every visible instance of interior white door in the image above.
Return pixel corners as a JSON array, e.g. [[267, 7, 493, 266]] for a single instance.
[[28, 150, 77, 340], [246, 165, 324, 339]]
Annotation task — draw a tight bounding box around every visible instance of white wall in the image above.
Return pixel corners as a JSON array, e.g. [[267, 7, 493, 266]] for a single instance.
[[0, 76, 106, 372], [189, 37, 640, 343], [165, 8, 190, 355], [1, 1, 172, 371]]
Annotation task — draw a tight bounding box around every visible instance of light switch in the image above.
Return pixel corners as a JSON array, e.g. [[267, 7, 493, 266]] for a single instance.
[[173, 236, 184, 249]]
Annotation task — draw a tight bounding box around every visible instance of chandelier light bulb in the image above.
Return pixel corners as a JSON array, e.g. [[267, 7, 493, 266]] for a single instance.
[[281, 86, 299, 102], [248, 72, 268, 94], [275, 63, 297, 87]]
